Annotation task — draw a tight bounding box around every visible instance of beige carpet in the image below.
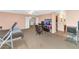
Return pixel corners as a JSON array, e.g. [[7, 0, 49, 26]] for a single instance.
[[0, 26, 79, 49]]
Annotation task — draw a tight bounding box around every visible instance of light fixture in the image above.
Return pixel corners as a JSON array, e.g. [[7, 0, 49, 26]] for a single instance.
[[28, 10, 34, 14]]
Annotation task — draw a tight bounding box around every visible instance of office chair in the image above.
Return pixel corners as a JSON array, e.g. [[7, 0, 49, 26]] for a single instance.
[[35, 25, 43, 35]]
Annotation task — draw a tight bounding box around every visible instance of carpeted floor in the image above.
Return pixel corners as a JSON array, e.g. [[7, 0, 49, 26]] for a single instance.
[[0, 26, 79, 49]]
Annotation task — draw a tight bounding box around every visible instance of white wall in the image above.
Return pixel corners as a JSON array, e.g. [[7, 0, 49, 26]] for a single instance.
[[30, 18, 36, 25], [66, 11, 78, 27], [51, 13, 56, 33], [57, 11, 66, 32], [52, 18, 56, 33]]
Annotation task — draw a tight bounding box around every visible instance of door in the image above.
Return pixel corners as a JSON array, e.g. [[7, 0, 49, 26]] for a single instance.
[[25, 17, 31, 29]]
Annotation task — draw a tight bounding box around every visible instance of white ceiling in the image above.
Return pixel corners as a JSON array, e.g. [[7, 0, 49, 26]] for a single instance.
[[0, 10, 30, 15], [32, 10, 55, 15], [0, 10, 61, 16]]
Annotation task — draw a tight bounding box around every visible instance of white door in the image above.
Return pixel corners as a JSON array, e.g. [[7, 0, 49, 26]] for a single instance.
[[35, 17, 39, 25], [25, 17, 31, 29]]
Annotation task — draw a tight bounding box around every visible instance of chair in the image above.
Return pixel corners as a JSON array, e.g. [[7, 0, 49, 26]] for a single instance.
[[35, 25, 42, 35], [41, 21, 49, 32], [0, 22, 23, 48]]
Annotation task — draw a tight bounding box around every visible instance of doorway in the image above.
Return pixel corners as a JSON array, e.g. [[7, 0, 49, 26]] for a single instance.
[[64, 19, 67, 32], [56, 16, 58, 32], [56, 16, 67, 32]]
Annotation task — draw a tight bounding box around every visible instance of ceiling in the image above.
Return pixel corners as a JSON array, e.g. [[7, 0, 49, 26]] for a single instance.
[[0, 10, 61, 16], [0, 10, 30, 15]]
